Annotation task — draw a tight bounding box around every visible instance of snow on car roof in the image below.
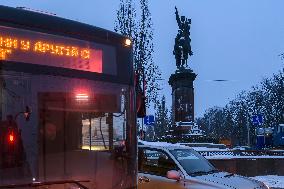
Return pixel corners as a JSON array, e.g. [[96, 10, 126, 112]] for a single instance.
[[138, 140, 188, 149], [138, 140, 228, 151]]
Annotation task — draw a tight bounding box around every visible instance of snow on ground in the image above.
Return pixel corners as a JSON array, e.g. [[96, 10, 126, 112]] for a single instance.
[[250, 175, 284, 188]]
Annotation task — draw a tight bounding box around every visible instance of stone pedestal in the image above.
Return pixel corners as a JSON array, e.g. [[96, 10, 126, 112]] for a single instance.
[[168, 69, 197, 123]]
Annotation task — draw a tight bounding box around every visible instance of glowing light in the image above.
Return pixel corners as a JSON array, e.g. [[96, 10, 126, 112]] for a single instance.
[[20, 40, 30, 50], [9, 133, 14, 143], [0, 48, 11, 60], [0, 31, 103, 73], [0, 37, 18, 49], [0, 35, 91, 60], [81, 49, 90, 59], [82, 145, 109, 151], [125, 38, 131, 46], [71, 47, 79, 57], [34, 41, 46, 53], [75, 93, 89, 101]]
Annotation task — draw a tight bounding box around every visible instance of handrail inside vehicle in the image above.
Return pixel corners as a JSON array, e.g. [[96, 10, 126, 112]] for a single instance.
[[0, 179, 90, 189]]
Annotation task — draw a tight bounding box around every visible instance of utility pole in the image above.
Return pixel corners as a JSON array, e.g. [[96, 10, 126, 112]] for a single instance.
[[246, 114, 250, 147]]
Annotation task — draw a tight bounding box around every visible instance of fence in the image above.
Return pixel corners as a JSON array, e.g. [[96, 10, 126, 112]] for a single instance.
[[194, 149, 284, 176], [196, 149, 284, 158]]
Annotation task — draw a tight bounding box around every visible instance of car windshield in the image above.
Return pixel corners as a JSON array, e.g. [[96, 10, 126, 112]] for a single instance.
[[170, 149, 217, 175]]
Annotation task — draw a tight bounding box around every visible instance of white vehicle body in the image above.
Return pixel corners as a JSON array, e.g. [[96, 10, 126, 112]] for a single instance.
[[138, 143, 269, 189]]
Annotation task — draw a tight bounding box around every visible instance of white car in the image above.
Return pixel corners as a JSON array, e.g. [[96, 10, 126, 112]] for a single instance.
[[138, 143, 269, 189]]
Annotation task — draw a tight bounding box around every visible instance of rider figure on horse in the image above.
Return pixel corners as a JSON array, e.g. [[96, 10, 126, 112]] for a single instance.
[[173, 7, 193, 70]]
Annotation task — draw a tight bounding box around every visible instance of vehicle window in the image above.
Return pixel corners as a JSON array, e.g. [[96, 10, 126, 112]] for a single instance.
[[138, 148, 177, 176], [170, 149, 216, 175]]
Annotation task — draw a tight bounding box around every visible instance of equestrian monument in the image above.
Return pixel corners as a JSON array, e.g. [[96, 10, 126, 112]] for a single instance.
[[169, 7, 197, 127]]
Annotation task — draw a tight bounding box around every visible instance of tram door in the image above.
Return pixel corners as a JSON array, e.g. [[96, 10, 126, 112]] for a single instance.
[[38, 92, 95, 182]]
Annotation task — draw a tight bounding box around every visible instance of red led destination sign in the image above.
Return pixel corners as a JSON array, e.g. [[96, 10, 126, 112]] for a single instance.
[[0, 26, 117, 75]]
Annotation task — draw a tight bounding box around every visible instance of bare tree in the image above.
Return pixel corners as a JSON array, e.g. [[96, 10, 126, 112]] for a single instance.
[[199, 69, 284, 146], [154, 96, 170, 139], [115, 0, 161, 107]]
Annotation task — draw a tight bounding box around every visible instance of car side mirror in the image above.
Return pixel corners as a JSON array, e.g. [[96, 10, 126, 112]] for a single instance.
[[167, 170, 181, 181]]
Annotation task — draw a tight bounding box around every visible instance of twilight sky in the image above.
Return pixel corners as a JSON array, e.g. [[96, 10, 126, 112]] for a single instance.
[[1, 0, 284, 117]]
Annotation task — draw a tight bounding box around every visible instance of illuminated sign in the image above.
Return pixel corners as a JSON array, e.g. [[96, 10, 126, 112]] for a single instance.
[[0, 26, 117, 75]]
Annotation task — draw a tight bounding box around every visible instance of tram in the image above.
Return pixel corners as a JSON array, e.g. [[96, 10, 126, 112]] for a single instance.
[[0, 5, 137, 189]]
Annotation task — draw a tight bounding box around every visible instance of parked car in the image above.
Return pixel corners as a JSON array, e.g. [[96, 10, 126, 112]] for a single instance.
[[138, 142, 269, 189]]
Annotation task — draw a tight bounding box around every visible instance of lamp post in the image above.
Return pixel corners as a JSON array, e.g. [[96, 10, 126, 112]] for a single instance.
[[246, 113, 250, 147]]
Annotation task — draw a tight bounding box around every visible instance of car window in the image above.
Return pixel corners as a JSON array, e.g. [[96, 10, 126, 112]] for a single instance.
[[138, 148, 177, 176], [170, 149, 216, 175]]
